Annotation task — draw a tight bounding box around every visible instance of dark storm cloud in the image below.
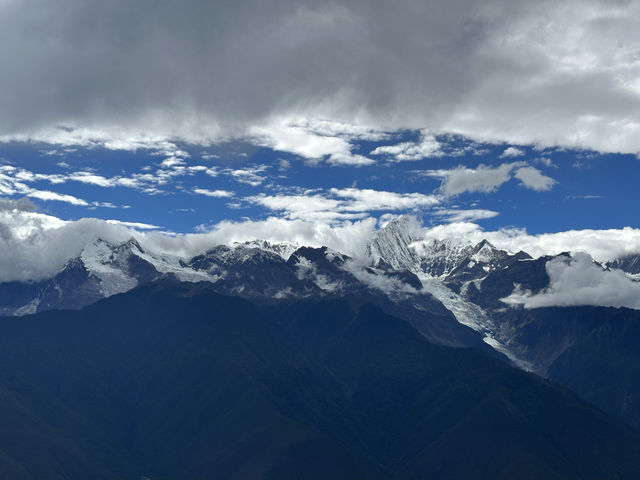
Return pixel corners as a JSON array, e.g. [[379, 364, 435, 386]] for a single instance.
[[1, 0, 639, 152]]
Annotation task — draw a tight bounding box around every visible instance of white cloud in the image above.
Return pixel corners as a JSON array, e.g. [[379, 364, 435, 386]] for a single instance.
[[4, 206, 640, 285], [422, 162, 557, 196], [160, 157, 186, 168], [246, 187, 440, 222], [192, 188, 235, 198], [514, 166, 556, 191], [0, 207, 380, 281], [27, 190, 89, 206], [105, 219, 162, 230], [293, 118, 390, 142], [370, 132, 443, 161], [415, 222, 640, 263], [0, 125, 195, 158], [223, 165, 269, 186], [0, 213, 128, 281], [425, 162, 522, 196], [0, 160, 219, 199], [250, 120, 375, 166], [327, 152, 374, 166], [250, 122, 353, 159], [500, 146, 525, 158], [330, 188, 439, 211], [200, 216, 378, 259], [246, 193, 361, 222], [501, 252, 640, 310], [432, 208, 500, 223], [65, 172, 117, 187], [535, 157, 555, 167]]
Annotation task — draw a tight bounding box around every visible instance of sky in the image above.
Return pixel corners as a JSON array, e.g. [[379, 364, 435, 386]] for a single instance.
[[2, 0, 640, 284]]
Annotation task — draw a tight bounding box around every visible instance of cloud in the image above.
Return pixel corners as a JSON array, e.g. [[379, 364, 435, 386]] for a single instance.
[[26, 190, 89, 206], [501, 252, 640, 310], [415, 222, 640, 263], [514, 166, 556, 191], [246, 192, 363, 222], [370, 132, 443, 161], [0, 196, 37, 212], [192, 188, 235, 198], [1, 0, 640, 155], [422, 162, 556, 195], [326, 152, 375, 166], [566, 194, 602, 200], [105, 219, 162, 230], [425, 162, 522, 196], [0, 160, 218, 198], [330, 188, 439, 211], [4, 205, 640, 284], [250, 120, 375, 165], [223, 165, 269, 186], [535, 157, 555, 167], [246, 187, 440, 222], [500, 146, 525, 158], [0, 207, 379, 281], [432, 208, 500, 223]]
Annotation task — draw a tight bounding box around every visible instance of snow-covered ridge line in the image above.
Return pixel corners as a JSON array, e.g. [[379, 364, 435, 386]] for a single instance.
[[4, 216, 640, 374]]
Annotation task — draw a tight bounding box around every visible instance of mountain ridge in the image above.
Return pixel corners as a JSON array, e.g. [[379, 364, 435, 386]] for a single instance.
[[0, 281, 639, 479]]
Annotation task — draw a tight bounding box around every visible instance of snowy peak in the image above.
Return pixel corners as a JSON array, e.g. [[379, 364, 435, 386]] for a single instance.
[[412, 238, 474, 277], [366, 216, 420, 271], [234, 240, 299, 261], [367, 218, 479, 277], [470, 239, 501, 260], [79, 237, 160, 296], [445, 239, 532, 285], [364, 218, 529, 279], [81, 237, 144, 270], [607, 254, 640, 275], [187, 244, 286, 274]]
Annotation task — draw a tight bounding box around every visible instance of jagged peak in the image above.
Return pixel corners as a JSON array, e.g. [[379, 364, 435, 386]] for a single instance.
[[375, 215, 420, 240], [122, 236, 144, 252], [289, 245, 350, 266], [366, 216, 421, 270], [472, 239, 496, 252], [233, 239, 299, 260], [86, 236, 143, 252]]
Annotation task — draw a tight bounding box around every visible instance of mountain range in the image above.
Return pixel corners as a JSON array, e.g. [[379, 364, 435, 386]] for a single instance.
[[0, 216, 639, 478]]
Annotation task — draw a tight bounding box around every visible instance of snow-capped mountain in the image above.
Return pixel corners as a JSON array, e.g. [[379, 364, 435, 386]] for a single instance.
[[2, 215, 639, 381], [607, 253, 640, 275], [0, 218, 539, 363], [2, 217, 640, 436], [366, 216, 421, 271], [364, 217, 530, 283]]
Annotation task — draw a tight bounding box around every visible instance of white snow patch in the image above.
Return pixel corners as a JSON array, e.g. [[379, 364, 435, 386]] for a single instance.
[[418, 274, 532, 370]]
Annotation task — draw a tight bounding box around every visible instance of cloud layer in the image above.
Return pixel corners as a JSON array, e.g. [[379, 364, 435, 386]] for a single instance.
[[4, 201, 640, 284], [502, 253, 640, 310], [1, 0, 640, 154]]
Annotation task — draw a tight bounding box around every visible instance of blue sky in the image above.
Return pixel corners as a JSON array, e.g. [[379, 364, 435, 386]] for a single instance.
[[0, 130, 636, 235]]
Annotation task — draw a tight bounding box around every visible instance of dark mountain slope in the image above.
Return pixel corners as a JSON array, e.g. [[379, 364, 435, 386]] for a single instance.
[[0, 280, 638, 479], [265, 298, 640, 479], [0, 282, 383, 480], [493, 305, 640, 429]]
